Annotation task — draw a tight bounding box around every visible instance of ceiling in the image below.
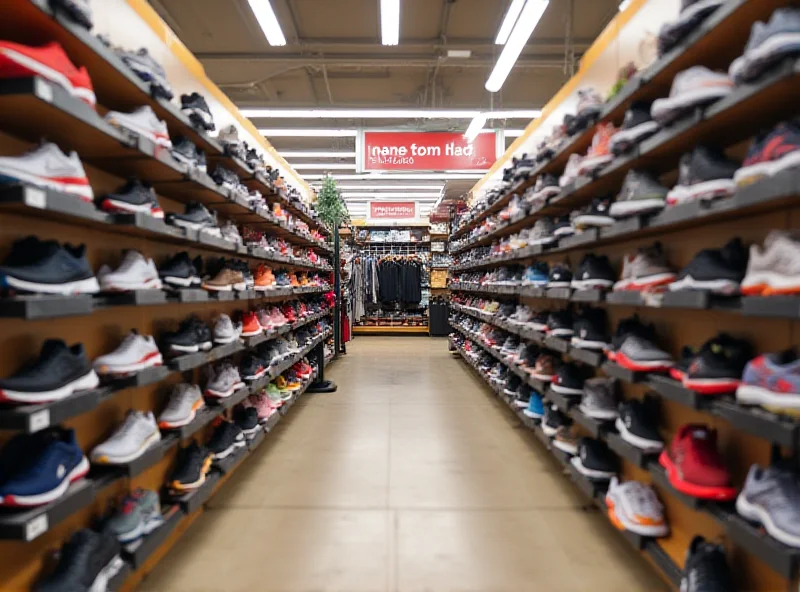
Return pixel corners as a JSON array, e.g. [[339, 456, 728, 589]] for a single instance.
[[149, 0, 622, 217]]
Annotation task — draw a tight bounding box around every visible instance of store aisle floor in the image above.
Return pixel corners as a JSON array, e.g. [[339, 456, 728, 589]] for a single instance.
[[142, 338, 666, 592]]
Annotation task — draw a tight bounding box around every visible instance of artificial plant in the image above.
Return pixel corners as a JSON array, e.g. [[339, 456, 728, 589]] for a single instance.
[[315, 175, 348, 229]]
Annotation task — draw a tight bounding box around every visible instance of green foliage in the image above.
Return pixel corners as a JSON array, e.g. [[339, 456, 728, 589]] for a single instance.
[[316, 175, 348, 228]]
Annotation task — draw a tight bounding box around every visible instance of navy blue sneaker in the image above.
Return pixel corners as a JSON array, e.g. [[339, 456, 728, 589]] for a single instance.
[[0, 428, 89, 507], [0, 239, 99, 295], [522, 262, 549, 287]]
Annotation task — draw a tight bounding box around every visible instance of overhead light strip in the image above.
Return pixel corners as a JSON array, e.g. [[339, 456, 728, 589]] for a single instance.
[[311, 184, 444, 190], [246, 0, 286, 46], [486, 0, 549, 93], [495, 0, 527, 45], [259, 129, 359, 137], [291, 163, 358, 170], [464, 114, 488, 141], [381, 0, 400, 46], [341, 192, 442, 198], [281, 151, 358, 158], [303, 173, 485, 180], [243, 108, 541, 119]]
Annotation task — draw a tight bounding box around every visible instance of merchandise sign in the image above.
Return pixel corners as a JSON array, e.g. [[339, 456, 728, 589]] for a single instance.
[[362, 131, 496, 171], [369, 201, 416, 219]]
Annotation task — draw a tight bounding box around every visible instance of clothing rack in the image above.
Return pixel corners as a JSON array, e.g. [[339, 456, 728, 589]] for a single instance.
[[358, 243, 430, 256]]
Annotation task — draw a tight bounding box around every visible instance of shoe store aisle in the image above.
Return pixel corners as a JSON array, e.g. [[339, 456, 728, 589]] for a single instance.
[[142, 337, 664, 592]]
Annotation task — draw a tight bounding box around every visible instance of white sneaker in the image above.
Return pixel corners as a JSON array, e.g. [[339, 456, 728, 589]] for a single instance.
[[205, 363, 245, 398], [158, 384, 204, 428], [0, 143, 93, 202], [105, 106, 172, 148], [220, 221, 242, 244], [651, 67, 733, 124], [216, 125, 241, 147], [91, 410, 161, 464], [94, 332, 163, 375], [213, 314, 242, 344], [605, 477, 669, 537], [98, 250, 162, 291]]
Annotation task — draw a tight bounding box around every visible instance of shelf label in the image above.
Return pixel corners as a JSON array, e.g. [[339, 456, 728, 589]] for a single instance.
[[29, 409, 50, 433], [25, 515, 48, 541], [25, 188, 47, 210], [35, 78, 54, 104]]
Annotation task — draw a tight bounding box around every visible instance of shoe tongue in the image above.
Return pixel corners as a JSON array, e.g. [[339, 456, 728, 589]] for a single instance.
[[41, 339, 69, 358]]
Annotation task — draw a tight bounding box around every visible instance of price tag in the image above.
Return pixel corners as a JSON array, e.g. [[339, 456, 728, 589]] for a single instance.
[[35, 78, 54, 104], [26, 187, 47, 210], [29, 409, 51, 433], [25, 515, 48, 541]]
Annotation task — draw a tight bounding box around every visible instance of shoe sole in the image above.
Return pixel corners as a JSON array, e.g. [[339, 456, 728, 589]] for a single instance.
[[571, 278, 614, 289], [614, 418, 664, 453], [607, 496, 669, 537], [158, 399, 205, 429], [0, 164, 94, 202], [735, 150, 800, 186], [651, 85, 732, 124], [0, 369, 99, 404], [213, 334, 241, 344], [613, 351, 673, 372], [736, 383, 800, 411], [169, 341, 213, 354], [91, 430, 161, 465], [94, 351, 163, 376], [213, 438, 246, 460], [570, 337, 608, 350], [740, 270, 800, 296], [105, 113, 172, 148], [101, 197, 164, 218], [549, 383, 584, 396], [666, 178, 736, 205], [162, 275, 201, 287], [658, 451, 736, 501], [609, 198, 665, 218], [202, 282, 247, 292], [552, 440, 578, 455], [0, 46, 96, 105], [88, 555, 125, 592], [100, 276, 163, 292], [682, 376, 739, 395], [205, 381, 246, 399], [613, 272, 676, 291], [736, 493, 800, 548], [578, 404, 618, 420], [570, 456, 615, 480], [667, 275, 739, 295], [730, 32, 800, 84], [608, 121, 660, 152], [1, 273, 100, 295]]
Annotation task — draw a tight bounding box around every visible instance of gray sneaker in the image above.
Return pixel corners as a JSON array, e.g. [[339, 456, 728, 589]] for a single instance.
[[108, 489, 164, 544], [737, 464, 800, 548], [610, 170, 668, 218], [158, 384, 204, 428], [205, 363, 245, 399], [213, 314, 242, 344], [741, 231, 800, 295], [730, 8, 800, 83], [529, 218, 556, 245], [614, 242, 676, 291], [579, 378, 619, 420], [615, 335, 674, 371]]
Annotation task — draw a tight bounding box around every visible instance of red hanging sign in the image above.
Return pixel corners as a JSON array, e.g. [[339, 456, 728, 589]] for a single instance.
[[362, 131, 496, 171], [369, 202, 416, 218]]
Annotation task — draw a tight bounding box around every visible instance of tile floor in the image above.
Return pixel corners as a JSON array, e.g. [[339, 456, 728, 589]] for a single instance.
[[142, 337, 667, 592]]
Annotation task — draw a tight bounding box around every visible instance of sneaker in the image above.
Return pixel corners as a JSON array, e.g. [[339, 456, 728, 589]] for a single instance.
[[542, 405, 568, 437], [576, 88, 604, 123], [529, 218, 556, 245], [559, 153, 583, 187], [254, 265, 276, 291], [167, 201, 217, 231], [615, 399, 664, 452], [522, 391, 545, 418], [571, 307, 609, 350], [668, 238, 747, 295], [234, 406, 261, 439], [658, 0, 726, 56], [571, 438, 617, 480], [530, 173, 561, 202], [0, 428, 89, 506], [158, 252, 202, 288], [552, 216, 574, 238], [579, 377, 618, 420], [549, 362, 583, 396], [170, 136, 203, 169], [168, 442, 213, 492], [730, 8, 800, 84], [107, 489, 164, 544], [115, 47, 172, 99], [207, 421, 246, 460], [98, 250, 162, 292], [740, 230, 800, 295], [105, 106, 171, 147], [202, 266, 246, 292], [217, 125, 242, 151], [680, 536, 734, 592], [213, 313, 242, 344], [609, 102, 660, 155], [572, 197, 615, 228], [0, 41, 95, 105], [161, 316, 213, 354], [0, 142, 93, 202], [577, 123, 616, 175], [240, 354, 267, 381], [50, 0, 94, 29], [659, 424, 736, 500], [241, 311, 263, 337], [158, 384, 204, 428], [547, 265, 572, 288], [553, 425, 579, 455], [545, 310, 573, 337], [613, 332, 673, 373], [572, 254, 615, 290], [211, 165, 240, 191], [651, 66, 732, 124], [734, 120, 800, 186], [531, 353, 558, 380], [101, 178, 163, 218], [736, 463, 800, 548], [522, 262, 549, 286], [35, 528, 123, 592], [181, 92, 215, 131], [0, 238, 99, 295], [736, 349, 800, 413], [244, 392, 279, 422], [614, 242, 676, 291], [609, 170, 668, 218], [94, 332, 163, 375], [682, 334, 752, 395], [606, 478, 668, 537], [205, 363, 245, 398], [220, 220, 242, 244], [90, 410, 160, 465], [666, 147, 739, 205], [0, 339, 99, 404]]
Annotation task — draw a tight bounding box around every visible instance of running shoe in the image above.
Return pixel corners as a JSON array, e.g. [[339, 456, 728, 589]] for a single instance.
[[90, 410, 160, 465], [734, 120, 800, 186], [0, 142, 93, 202], [101, 178, 163, 218], [659, 424, 736, 500], [736, 349, 800, 414], [105, 106, 171, 147]]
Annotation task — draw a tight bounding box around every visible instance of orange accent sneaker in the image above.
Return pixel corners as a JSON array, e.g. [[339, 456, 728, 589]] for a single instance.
[[288, 273, 300, 287], [272, 203, 286, 220], [254, 265, 276, 291], [579, 122, 617, 175], [241, 311, 263, 337], [298, 273, 309, 286]]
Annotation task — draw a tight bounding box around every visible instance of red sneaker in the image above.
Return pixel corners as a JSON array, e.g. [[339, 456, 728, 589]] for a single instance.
[[281, 304, 297, 323], [241, 311, 263, 337], [659, 424, 736, 501], [0, 42, 95, 107]]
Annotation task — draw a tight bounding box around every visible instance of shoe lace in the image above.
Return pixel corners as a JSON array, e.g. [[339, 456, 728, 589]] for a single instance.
[[114, 412, 144, 438], [769, 470, 800, 512]]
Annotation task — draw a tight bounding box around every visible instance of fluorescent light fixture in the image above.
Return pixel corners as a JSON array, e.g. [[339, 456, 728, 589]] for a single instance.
[[504, 129, 526, 137], [447, 49, 472, 58], [486, 0, 549, 92], [381, 0, 400, 46], [259, 129, 359, 137], [342, 192, 442, 198], [244, 108, 541, 119], [464, 114, 488, 142], [495, 0, 527, 45], [304, 173, 485, 180], [247, 0, 286, 46], [311, 184, 444, 190], [281, 151, 357, 158], [291, 163, 357, 170], [618, 0, 633, 10]]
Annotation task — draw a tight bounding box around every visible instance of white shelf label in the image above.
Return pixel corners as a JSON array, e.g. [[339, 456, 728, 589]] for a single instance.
[[25, 187, 47, 210], [29, 409, 50, 433], [25, 515, 48, 541], [35, 78, 54, 104]]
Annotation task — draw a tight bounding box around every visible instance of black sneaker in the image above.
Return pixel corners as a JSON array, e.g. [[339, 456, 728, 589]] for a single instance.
[[572, 254, 616, 290], [51, 0, 94, 29], [520, 344, 542, 369], [669, 238, 747, 295], [551, 363, 585, 396], [159, 252, 202, 288], [0, 340, 98, 404], [234, 406, 261, 440], [166, 201, 217, 231], [571, 438, 617, 479], [616, 398, 664, 452], [35, 528, 122, 592], [512, 155, 536, 182], [609, 170, 669, 218], [682, 333, 752, 395], [169, 442, 212, 492], [513, 386, 532, 409], [667, 147, 739, 205], [573, 196, 615, 228], [681, 536, 734, 592], [672, 345, 696, 381], [245, 148, 265, 171], [504, 374, 522, 396], [240, 354, 267, 381], [546, 310, 573, 337], [609, 315, 655, 354], [0, 239, 98, 295], [659, 0, 725, 56], [211, 165, 240, 191], [609, 102, 660, 155], [571, 307, 609, 350], [161, 316, 213, 355], [547, 265, 573, 288], [552, 216, 574, 238], [101, 178, 163, 218], [181, 93, 215, 131], [170, 136, 202, 168], [208, 421, 245, 460], [542, 405, 569, 436], [532, 174, 560, 199], [530, 311, 549, 332]]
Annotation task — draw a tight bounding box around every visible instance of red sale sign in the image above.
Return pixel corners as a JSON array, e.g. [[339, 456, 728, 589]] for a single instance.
[[369, 202, 416, 219], [362, 131, 496, 171]]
